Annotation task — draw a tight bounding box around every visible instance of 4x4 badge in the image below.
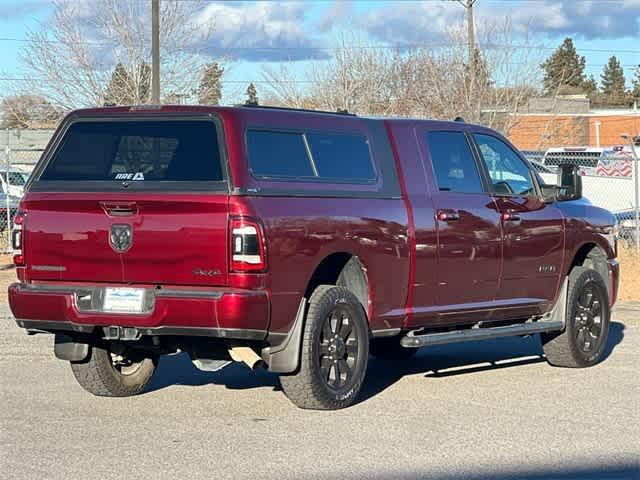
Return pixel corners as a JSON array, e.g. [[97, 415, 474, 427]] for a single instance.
[[110, 224, 133, 253]]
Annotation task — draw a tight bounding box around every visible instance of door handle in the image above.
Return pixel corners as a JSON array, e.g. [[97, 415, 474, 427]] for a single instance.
[[437, 210, 460, 222], [502, 212, 521, 222]]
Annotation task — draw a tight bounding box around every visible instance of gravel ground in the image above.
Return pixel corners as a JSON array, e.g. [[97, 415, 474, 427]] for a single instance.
[[1, 301, 638, 480]]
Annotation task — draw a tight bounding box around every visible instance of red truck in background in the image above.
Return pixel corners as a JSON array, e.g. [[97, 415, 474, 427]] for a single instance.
[[9, 105, 619, 409]]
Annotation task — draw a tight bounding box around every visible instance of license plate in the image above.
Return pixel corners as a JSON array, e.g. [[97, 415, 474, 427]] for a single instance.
[[103, 288, 145, 313]]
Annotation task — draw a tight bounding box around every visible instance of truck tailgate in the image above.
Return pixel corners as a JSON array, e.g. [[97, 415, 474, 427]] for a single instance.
[[23, 193, 229, 286]]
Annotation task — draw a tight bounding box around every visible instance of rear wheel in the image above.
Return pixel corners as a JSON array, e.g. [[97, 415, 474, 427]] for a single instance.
[[542, 266, 610, 368], [279, 285, 369, 410], [70, 341, 157, 397]]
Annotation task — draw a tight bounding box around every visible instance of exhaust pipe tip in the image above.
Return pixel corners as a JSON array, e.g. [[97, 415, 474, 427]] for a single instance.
[[228, 345, 267, 371]]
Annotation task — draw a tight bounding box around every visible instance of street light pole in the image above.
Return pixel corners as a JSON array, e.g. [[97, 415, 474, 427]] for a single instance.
[[151, 0, 160, 104], [622, 134, 640, 254]]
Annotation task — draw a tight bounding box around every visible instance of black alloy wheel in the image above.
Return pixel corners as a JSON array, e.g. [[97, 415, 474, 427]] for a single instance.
[[573, 283, 605, 354], [317, 306, 360, 390]]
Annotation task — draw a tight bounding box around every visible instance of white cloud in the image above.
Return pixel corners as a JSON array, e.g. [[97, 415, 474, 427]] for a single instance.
[[502, 0, 640, 38], [357, 2, 463, 46], [355, 0, 640, 44], [194, 2, 328, 61]]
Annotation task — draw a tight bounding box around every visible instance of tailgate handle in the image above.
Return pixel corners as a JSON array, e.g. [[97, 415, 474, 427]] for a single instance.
[[101, 202, 138, 217]]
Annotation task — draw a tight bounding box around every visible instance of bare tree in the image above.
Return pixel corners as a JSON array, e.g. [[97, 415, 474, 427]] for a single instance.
[[261, 22, 544, 134], [18, 0, 218, 109], [1, 95, 64, 129], [261, 64, 318, 109]]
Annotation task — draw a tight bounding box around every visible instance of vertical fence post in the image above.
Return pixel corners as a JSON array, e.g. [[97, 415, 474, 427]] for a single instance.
[[4, 130, 11, 253], [632, 144, 640, 255]]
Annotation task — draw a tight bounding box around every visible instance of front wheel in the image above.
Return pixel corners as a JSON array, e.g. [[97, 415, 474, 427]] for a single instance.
[[542, 266, 610, 368], [279, 285, 369, 410], [70, 341, 157, 397]]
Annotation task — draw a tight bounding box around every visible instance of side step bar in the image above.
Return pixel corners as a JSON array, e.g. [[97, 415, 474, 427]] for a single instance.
[[402, 278, 569, 349], [400, 319, 564, 348]]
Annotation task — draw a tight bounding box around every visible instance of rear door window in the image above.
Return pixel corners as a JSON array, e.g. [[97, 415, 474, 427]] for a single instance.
[[40, 120, 223, 183], [425, 131, 483, 193]]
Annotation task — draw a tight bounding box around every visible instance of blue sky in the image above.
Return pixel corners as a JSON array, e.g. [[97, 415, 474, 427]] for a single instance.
[[1, 0, 639, 104]]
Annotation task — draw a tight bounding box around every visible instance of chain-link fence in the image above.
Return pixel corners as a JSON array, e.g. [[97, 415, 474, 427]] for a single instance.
[[522, 145, 640, 250], [1, 129, 53, 253]]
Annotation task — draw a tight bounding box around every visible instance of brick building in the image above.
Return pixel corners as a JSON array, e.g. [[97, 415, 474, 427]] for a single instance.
[[506, 97, 640, 150]]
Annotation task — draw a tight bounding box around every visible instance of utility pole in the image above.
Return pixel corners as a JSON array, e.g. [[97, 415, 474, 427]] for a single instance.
[[457, 0, 478, 87], [151, 0, 160, 103]]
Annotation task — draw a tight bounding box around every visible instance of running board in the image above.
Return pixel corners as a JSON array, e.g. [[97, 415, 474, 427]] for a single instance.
[[401, 278, 569, 349], [400, 319, 564, 348]]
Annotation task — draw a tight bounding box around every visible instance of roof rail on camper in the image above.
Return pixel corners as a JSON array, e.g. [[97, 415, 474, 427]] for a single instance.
[[235, 104, 356, 116]]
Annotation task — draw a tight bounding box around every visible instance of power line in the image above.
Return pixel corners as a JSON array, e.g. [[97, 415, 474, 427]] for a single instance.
[[0, 36, 639, 54]]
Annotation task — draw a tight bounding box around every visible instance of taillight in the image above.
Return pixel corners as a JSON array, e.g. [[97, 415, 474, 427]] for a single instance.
[[12, 212, 24, 267], [230, 216, 266, 272]]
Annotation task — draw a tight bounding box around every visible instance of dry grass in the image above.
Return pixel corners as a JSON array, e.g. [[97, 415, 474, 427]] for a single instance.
[[617, 247, 640, 302]]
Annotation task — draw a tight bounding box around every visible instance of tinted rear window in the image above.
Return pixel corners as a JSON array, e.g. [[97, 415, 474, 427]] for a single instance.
[[41, 120, 223, 182], [306, 133, 374, 180], [247, 130, 375, 182], [246, 130, 314, 178]]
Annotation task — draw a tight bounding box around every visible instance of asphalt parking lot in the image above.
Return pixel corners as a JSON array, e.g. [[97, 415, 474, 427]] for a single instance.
[[1, 302, 638, 480]]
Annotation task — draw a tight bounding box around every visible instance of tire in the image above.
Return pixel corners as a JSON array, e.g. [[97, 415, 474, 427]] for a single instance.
[[70, 341, 157, 397], [279, 285, 369, 410], [370, 336, 417, 360], [542, 266, 610, 368]]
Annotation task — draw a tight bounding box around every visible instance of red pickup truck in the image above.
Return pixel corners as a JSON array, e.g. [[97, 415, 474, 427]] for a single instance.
[[9, 105, 619, 409]]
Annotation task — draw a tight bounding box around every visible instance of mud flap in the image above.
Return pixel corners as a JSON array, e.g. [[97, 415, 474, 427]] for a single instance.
[[546, 277, 569, 330], [261, 298, 306, 373]]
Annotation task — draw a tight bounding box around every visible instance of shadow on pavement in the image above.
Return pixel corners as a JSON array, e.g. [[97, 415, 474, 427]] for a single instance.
[[321, 462, 639, 480], [359, 321, 625, 403], [146, 322, 626, 400], [147, 352, 281, 393]]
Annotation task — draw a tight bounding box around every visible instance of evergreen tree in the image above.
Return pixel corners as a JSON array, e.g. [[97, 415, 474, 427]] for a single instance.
[[541, 38, 586, 95], [198, 62, 224, 105], [600, 55, 628, 105], [245, 82, 258, 105], [103, 62, 151, 105], [582, 75, 598, 96], [104, 63, 133, 105]]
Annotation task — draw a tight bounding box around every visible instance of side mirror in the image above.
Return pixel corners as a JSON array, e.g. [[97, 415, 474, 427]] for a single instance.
[[556, 163, 582, 201]]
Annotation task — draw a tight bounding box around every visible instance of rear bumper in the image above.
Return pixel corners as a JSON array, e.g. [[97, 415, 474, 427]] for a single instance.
[[8, 283, 270, 341]]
